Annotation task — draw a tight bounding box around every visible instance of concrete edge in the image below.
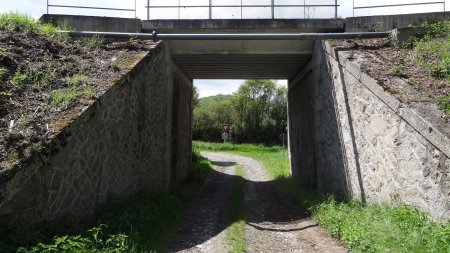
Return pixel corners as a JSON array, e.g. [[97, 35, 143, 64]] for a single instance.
[[324, 40, 450, 158]]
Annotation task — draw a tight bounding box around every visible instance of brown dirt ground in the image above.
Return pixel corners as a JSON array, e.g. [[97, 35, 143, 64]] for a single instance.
[[0, 22, 154, 183]]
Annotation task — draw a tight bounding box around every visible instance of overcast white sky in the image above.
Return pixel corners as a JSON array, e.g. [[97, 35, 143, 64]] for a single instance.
[[1, 0, 447, 97]]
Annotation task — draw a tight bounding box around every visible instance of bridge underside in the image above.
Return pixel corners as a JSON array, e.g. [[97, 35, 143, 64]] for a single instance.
[[168, 40, 314, 79]]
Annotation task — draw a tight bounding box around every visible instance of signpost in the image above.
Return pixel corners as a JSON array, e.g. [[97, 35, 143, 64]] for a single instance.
[[221, 124, 231, 142]]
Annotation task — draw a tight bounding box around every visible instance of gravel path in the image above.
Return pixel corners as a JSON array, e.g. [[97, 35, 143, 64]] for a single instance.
[[169, 152, 348, 253]]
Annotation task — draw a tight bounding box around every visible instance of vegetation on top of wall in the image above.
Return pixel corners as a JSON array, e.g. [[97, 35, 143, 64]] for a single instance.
[[335, 19, 450, 116], [0, 150, 213, 253], [412, 20, 450, 81], [0, 13, 152, 177], [197, 142, 450, 253]]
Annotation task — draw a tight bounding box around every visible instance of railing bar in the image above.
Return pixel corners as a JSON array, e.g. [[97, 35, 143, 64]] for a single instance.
[[145, 5, 340, 8], [48, 5, 135, 12], [354, 2, 444, 10]]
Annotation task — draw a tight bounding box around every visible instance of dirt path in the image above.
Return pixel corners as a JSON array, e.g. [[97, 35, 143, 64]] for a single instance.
[[169, 152, 348, 253]]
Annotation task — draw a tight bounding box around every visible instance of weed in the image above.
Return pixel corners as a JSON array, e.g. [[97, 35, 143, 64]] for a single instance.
[[421, 20, 450, 38], [389, 65, 404, 77], [0, 67, 8, 80], [17, 225, 133, 253], [30, 64, 56, 89], [50, 88, 78, 109], [86, 34, 104, 50], [10, 71, 28, 86], [436, 96, 450, 114], [407, 78, 421, 91], [5, 151, 19, 169], [110, 59, 120, 71], [353, 38, 364, 48], [0, 91, 11, 98], [83, 86, 95, 99], [371, 22, 384, 32], [66, 74, 89, 87], [17, 115, 29, 126]]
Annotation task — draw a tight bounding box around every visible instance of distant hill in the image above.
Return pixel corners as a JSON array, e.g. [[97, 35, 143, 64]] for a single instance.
[[198, 94, 233, 108]]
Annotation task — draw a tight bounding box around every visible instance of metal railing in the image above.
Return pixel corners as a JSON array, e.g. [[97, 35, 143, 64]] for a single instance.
[[352, 0, 446, 17], [145, 0, 339, 20], [46, 0, 137, 18]]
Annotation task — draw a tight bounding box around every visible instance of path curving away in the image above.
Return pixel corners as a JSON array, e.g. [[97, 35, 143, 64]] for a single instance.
[[169, 152, 348, 253]]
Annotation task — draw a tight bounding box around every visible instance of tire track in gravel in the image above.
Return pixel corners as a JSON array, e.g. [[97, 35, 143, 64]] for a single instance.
[[168, 155, 236, 253], [201, 152, 348, 253]]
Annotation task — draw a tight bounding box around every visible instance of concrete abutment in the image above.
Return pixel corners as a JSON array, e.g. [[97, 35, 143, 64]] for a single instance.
[[288, 41, 449, 221], [0, 42, 193, 224]]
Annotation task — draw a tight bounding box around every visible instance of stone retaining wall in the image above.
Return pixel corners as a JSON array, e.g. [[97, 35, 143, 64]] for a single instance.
[[0, 42, 193, 224], [288, 41, 450, 221]]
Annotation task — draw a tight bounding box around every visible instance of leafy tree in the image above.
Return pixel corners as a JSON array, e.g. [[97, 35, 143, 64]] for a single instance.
[[232, 80, 276, 142], [192, 85, 200, 109], [192, 80, 287, 144]]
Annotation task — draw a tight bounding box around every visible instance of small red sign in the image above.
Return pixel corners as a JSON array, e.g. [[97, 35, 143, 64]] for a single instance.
[[221, 124, 231, 133]]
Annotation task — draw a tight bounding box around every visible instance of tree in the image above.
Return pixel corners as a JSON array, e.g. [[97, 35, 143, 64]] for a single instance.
[[192, 80, 287, 144], [232, 80, 276, 142], [192, 85, 200, 109], [270, 86, 288, 135]]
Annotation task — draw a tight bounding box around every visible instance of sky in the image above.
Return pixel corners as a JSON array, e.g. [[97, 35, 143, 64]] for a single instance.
[[2, 0, 448, 97]]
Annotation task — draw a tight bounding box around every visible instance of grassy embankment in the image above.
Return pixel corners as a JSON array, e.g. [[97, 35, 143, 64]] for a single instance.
[[1, 150, 212, 253], [194, 141, 450, 253]]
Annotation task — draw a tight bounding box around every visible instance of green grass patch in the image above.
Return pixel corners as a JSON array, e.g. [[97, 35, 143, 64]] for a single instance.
[[3, 150, 213, 253], [50, 88, 78, 109], [226, 165, 246, 253], [66, 74, 90, 87], [436, 96, 450, 113], [0, 13, 67, 39], [198, 142, 450, 253], [10, 71, 28, 86], [313, 199, 450, 253], [412, 20, 450, 80], [193, 141, 290, 179]]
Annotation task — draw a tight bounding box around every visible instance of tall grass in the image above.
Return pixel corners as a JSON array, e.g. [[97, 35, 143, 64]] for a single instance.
[[198, 141, 450, 253], [3, 150, 213, 253], [0, 13, 67, 39]]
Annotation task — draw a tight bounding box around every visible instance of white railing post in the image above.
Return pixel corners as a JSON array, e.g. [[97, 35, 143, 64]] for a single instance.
[[147, 0, 150, 20]]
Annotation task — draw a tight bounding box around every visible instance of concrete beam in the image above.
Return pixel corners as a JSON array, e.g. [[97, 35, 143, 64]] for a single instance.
[[39, 14, 142, 33], [142, 19, 345, 33]]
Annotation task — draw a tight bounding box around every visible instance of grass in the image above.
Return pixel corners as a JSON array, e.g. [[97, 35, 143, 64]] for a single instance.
[[193, 141, 290, 179], [10, 71, 28, 86], [66, 74, 89, 87], [389, 65, 404, 77], [411, 20, 450, 80], [226, 165, 247, 253], [0, 13, 67, 39], [2, 150, 213, 253], [197, 141, 450, 253], [50, 88, 78, 109], [436, 96, 450, 114]]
